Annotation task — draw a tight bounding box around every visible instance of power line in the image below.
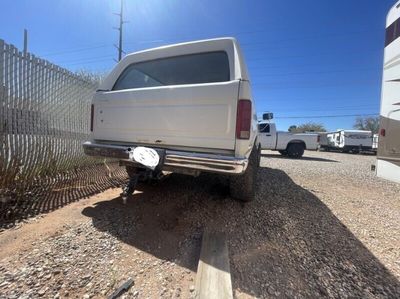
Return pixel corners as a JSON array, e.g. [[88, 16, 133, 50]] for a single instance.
[[56, 54, 115, 64], [34, 28, 382, 59], [239, 29, 382, 47], [274, 113, 379, 119], [251, 67, 380, 78], [247, 48, 382, 63], [124, 29, 382, 49], [270, 106, 377, 113], [264, 98, 378, 104], [40, 44, 110, 57], [248, 59, 380, 71], [253, 81, 379, 89], [65, 58, 115, 66]]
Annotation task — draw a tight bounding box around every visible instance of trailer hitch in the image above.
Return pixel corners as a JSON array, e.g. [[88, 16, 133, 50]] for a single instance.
[[121, 174, 139, 205]]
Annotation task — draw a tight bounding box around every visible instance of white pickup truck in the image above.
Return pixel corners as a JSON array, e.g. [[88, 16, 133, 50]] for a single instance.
[[83, 38, 260, 202], [258, 120, 319, 158]]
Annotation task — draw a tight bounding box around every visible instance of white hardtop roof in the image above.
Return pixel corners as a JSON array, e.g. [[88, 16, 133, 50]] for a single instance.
[[99, 37, 249, 90], [387, 1, 400, 25], [336, 129, 372, 134]]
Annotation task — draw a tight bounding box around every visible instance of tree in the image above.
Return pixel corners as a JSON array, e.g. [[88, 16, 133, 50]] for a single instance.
[[288, 122, 327, 133], [74, 69, 107, 86], [353, 116, 379, 133]]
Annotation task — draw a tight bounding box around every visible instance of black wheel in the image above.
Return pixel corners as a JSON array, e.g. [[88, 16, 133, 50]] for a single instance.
[[229, 146, 259, 202], [286, 143, 305, 158], [278, 150, 287, 156]]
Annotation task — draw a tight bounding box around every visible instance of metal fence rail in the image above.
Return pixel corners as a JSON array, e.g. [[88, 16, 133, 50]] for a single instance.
[[0, 39, 125, 224]]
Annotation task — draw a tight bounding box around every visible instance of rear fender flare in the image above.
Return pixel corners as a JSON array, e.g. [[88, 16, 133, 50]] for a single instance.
[[286, 140, 306, 150]]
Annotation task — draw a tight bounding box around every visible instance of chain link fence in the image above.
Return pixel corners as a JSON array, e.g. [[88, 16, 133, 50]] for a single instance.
[[0, 40, 126, 226]]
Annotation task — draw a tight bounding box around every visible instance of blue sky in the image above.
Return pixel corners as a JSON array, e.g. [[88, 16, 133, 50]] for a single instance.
[[0, 0, 396, 131]]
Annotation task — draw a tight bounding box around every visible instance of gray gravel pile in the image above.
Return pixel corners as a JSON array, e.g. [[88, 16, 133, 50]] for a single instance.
[[0, 221, 125, 298], [1, 151, 399, 298], [261, 151, 400, 194]]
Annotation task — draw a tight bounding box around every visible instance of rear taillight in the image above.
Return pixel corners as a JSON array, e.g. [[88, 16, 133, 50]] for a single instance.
[[380, 128, 386, 137], [236, 100, 252, 139], [90, 104, 94, 132], [317, 135, 321, 143]]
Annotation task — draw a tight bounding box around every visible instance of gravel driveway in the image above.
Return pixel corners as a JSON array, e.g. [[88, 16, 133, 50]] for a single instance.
[[1, 151, 399, 298]]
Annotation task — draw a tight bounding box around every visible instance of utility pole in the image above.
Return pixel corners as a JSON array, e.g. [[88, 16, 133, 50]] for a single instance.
[[114, 0, 126, 61], [23, 29, 28, 56]]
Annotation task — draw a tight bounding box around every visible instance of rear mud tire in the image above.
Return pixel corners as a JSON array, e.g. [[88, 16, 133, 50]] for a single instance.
[[229, 146, 259, 202], [287, 143, 305, 158]]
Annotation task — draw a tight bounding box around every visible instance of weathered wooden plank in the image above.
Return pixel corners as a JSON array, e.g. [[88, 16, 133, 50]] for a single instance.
[[195, 230, 233, 299]]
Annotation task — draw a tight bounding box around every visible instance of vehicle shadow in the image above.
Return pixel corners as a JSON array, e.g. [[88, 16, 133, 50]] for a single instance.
[[261, 152, 339, 163], [0, 163, 126, 229], [82, 168, 400, 298], [319, 149, 377, 156]]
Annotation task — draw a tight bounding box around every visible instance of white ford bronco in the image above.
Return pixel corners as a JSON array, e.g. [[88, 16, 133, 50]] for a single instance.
[[83, 38, 260, 202]]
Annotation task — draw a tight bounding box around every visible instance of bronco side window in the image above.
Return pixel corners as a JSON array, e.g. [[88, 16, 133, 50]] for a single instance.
[[258, 123, 270, 133]]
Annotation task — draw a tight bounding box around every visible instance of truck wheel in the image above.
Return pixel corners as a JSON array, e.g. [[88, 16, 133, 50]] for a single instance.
[[287, 143, 304, 158], [278, 150, 287, 156], [229, 146, 259, 202]]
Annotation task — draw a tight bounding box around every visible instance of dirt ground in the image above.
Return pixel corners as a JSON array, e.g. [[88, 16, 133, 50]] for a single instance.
[[1, 151, 399, 298]]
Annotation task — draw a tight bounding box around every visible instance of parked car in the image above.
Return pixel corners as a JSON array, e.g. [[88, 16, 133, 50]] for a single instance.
[[258, 120, 319, 158], [83, 37, 260, 202]]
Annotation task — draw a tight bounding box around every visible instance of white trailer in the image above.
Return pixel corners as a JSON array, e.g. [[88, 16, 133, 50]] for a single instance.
[[376, 1, 400, 183], [320, 130, 372, 153]]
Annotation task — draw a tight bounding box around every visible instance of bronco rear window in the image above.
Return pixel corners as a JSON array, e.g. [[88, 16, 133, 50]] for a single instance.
[[112, 51, 230, 90]]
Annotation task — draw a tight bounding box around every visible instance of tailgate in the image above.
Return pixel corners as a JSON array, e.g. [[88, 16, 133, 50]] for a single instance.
[[92, 81, 240, 150]]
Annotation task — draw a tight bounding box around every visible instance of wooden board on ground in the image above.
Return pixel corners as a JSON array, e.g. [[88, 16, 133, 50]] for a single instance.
[[195, 230, 233, 299]]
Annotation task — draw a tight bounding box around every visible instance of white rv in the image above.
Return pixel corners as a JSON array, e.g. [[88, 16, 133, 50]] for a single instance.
[[320, 130, 372, 153], [376, 1, 400, 183]]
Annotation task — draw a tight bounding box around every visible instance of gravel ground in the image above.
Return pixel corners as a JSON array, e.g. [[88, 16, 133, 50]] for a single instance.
[[0, 150, 399, 298]]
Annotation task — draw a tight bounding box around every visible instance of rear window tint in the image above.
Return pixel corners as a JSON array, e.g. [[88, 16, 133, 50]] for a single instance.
[[113, 51, 230, 90]]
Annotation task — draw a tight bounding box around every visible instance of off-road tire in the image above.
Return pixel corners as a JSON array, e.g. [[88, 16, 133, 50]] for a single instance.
[[229, 146, 259, 202], [287, 143, 305, 158]]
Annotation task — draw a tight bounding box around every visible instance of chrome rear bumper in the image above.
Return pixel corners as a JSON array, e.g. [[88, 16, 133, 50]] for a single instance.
[[83, 141, 247, 175]]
